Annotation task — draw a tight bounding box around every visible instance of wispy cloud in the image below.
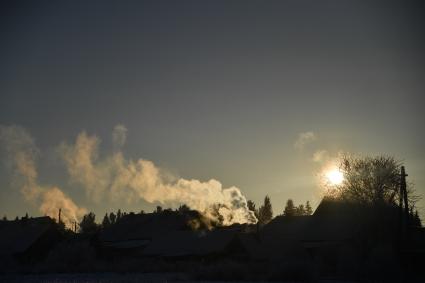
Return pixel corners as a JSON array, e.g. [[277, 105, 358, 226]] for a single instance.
[[312, 149, 329, 163], [294, 131, 317, 150]]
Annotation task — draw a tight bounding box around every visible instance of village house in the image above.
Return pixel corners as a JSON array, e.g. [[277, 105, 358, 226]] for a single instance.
[[0, 216, 62, 263]]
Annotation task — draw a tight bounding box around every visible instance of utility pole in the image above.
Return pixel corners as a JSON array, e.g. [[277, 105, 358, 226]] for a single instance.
[[58, 208, 62, 224], [399, 166, 409, 241]]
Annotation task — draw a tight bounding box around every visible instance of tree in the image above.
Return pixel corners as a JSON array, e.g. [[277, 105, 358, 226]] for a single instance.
[[155, 206, 163, 213], [247, 200, 259, 219], [2, 215, 7, 221], [295, 204, 305, 216], [116, 209, 122, 222], [109, 212, 116, 224], [258, 195, 273, 225], [178, 204, 190, 212], [102, 213, 111, 228], [409, 208, 422, 227], [79, 212, 98, 234], [413, 210, 422, 227], [283, 199, 295, 217], [210, 203, 225, 226], [332, 154, 418, 207], [305, 201, 313, 215]]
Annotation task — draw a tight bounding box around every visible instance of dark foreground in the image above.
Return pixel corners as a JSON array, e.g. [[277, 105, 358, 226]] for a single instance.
[[0, 273, 367, 283]]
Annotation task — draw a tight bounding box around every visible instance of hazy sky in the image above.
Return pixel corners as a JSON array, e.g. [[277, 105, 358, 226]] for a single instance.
[[1, 1, 424, 221]]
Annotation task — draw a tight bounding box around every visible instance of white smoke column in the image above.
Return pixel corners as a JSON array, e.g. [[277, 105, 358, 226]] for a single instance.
[[0, 125, 41, 200], [40, 187, 87, 226], [0, 125, 86, 227], [59, 127, 257, 225], [58, 132, 111, 202]]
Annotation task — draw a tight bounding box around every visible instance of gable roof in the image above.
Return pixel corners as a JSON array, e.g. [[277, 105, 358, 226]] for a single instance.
[[261, 215, 312, 239], [256, 199, 379, 253], [143, 229, 241, 257], [0, 217, 56, 255], [100, 210, 208, 243]]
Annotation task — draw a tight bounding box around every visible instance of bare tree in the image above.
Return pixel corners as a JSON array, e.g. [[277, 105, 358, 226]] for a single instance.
[[331, 154, 419, 208], [247, 200, 259, 219]]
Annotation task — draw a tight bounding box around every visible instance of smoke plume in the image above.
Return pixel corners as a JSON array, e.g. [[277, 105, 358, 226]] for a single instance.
[[112, 124, 127, 150], [59, 127, 257, 225], [0, 125, 86, 227], [40, 187, 87, 226], [0, 125, 41, 200]]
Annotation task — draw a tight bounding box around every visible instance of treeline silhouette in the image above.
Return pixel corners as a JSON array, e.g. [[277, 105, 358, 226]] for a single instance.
[[3, 195, 420, 236], [0, 154, 424, 281]]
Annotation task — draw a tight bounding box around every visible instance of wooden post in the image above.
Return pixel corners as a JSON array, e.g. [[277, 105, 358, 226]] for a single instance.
[[399, 166, 409, 244], [400, 167, 409, 226]]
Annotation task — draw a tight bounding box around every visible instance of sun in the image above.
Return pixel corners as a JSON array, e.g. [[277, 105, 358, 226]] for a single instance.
[[326, 169, 344, 185]]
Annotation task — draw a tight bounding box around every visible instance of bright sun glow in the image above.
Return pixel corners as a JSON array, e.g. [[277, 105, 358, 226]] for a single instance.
[[326, 169, 344, 185]]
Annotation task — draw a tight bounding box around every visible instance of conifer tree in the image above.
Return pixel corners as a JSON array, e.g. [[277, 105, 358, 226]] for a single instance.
[[414, 210, 422, 227], [283, 199, 295, 217], [109, 212, 116, 224], [79, 212, 97, 234], [305, 201, 313, 215], [258, 195, 273, 224], [102, 213, 111, 228], [116, 209, 122, 222], [295, 204, 305, 216]]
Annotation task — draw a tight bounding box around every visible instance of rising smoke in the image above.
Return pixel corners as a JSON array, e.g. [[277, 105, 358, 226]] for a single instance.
[[0, 125, 86, 227], [59, 127, 257, 225], [1, 124, 257, 226]]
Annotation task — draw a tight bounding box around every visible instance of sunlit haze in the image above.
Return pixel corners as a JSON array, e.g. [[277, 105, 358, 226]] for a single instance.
[[326, 169, 344, 186]]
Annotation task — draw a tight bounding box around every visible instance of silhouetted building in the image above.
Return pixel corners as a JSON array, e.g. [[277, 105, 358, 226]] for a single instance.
[[143, 228, 246, 259], [251, 198, 403, 276], [0, 216, 62, 263], [99, 210, 210, 257]]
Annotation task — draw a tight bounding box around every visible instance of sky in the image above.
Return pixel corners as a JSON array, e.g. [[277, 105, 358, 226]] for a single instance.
[[1, 1, 425, 224]]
